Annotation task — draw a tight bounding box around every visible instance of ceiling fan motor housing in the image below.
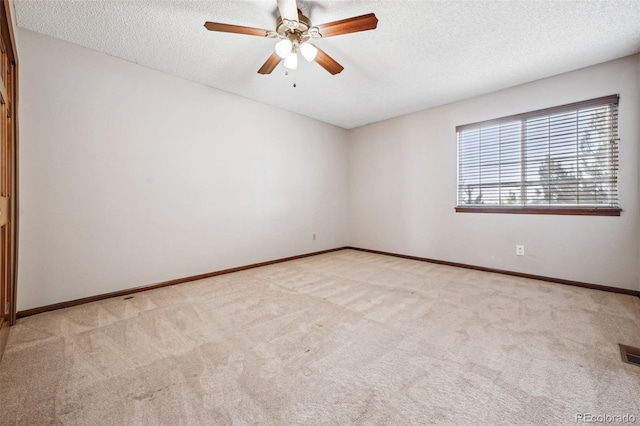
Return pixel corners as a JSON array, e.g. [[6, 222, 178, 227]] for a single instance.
[[276, 9, 317, 46]]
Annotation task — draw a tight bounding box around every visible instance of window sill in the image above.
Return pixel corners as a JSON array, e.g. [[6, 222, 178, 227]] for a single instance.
[[454, 206, 621, 216]]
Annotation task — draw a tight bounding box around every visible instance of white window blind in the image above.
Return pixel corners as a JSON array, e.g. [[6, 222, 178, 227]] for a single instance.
[[456, 95, 620, 214]]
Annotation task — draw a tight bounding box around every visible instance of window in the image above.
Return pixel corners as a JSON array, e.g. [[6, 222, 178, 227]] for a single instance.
[[456, 95, 620, 216]]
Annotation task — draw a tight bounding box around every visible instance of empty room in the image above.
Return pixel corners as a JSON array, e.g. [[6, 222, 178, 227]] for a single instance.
[[0, 0, 639, 424]]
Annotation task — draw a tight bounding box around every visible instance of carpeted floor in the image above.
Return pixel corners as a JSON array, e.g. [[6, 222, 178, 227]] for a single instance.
[[1, 249, 639, 425]]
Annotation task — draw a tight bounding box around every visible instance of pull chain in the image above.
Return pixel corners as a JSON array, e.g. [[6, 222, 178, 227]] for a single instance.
[[284, 70, 297, 88]]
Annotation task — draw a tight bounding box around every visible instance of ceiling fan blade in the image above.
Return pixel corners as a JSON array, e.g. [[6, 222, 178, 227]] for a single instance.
[[258, 52, 282, 74], [316, 13, 378, 38], [277, 0, 299, 23], [204, 22, 270, 37], [314, 47, 344, 75]]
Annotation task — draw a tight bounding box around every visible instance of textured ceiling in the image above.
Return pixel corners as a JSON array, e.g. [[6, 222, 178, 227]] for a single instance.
[[15, 0, 640, 129]]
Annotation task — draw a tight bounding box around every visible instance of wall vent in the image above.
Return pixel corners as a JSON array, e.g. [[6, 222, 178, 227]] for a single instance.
[[619, 344, 640, 367]]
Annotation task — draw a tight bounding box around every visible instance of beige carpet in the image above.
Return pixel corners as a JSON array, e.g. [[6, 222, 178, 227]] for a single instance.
[[1, 249, 639, 425]]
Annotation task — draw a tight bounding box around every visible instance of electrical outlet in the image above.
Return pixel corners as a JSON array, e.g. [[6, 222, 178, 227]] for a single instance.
[[312, 234, 316, 241], [516, 245, 525, 256]]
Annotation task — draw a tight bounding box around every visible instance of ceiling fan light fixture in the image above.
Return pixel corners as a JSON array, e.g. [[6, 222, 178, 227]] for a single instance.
[[300, 42, 317, 62], [283, 52, 298, 70], [275, 39, 293, 58]]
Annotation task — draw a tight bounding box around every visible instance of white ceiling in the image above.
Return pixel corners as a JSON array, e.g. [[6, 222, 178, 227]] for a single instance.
[[15, 0, 640, 129]]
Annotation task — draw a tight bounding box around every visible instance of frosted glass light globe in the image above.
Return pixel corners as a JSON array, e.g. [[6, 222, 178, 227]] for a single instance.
[[300, 42, 317, 62], [275, 39, 293, 59]]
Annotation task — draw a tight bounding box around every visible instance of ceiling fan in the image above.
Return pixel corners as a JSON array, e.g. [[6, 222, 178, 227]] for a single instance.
[[204, 0, 378, 75]]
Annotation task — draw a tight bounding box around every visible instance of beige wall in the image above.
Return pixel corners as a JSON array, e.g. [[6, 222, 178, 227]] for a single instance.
[[348, 54, 640, 291], [17, 29, 349, 310]]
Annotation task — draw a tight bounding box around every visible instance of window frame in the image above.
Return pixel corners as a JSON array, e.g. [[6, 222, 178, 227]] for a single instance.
[[455, 95, 621, 216]]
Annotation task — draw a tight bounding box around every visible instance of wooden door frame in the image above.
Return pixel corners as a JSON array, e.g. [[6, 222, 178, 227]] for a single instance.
[[0, 0, 18, 360]]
